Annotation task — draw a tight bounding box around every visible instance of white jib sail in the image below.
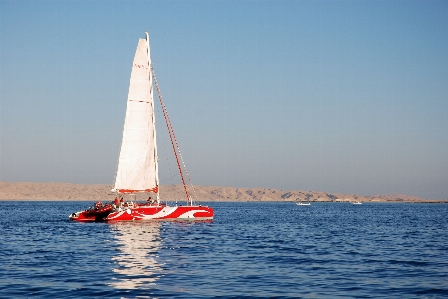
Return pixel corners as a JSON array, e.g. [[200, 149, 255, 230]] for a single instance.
[[113, 33, 159, 193]]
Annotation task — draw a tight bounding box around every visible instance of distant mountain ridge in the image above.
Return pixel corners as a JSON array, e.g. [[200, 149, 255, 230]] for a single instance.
[[0, 182, 444, 202]]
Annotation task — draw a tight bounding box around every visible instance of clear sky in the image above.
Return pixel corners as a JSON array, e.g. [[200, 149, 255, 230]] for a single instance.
[[1, 0, 447, 199]]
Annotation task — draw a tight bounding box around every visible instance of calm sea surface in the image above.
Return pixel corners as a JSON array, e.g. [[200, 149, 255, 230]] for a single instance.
[[0, 201, 447, 298]]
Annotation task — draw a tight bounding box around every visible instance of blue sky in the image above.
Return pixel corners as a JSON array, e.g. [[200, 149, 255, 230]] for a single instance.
[[1, 0, 447, 199]]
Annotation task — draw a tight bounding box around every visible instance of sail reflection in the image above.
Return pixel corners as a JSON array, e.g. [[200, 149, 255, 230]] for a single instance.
[[109, 222, 163, 289]]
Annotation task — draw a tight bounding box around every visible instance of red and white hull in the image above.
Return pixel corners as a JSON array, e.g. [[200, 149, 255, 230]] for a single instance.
[[106, 204, 213, 221], [70, 204, 213, 222]]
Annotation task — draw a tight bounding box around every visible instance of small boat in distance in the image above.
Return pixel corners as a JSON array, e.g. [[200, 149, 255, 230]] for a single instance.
[[70, 32, 214, 222], [296, 202, 311, 206], [351, 201, 362, 205]]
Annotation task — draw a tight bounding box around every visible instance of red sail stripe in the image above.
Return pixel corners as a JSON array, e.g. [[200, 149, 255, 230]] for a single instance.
[[117, 186, 158, 194]]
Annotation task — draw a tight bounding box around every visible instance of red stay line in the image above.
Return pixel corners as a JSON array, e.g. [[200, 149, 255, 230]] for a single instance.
[[151, 66, 191, 204]]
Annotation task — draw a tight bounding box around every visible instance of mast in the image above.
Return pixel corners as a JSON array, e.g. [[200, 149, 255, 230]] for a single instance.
[[146, 32, 160, 204]]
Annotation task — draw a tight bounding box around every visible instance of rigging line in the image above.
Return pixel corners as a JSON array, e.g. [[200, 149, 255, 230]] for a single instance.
[[151, 68, 197, 203], [162, 93, 199, 203], [159, 88, 197, 204], [155, 103, 177, 185], [161, 99, 193, 203], [163, 111, 199, 203], [151, 65, 191, 204]]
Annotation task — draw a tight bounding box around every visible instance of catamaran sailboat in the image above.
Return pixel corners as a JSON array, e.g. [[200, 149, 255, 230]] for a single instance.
[[70, 33, 214, 222]]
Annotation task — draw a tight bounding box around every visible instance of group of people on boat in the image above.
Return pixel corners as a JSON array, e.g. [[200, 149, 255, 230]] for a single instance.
[[91, 201, 111, 211], [107, 196, 158, 209], [84, 201, 113, 218], [112, 196, 135, 209], [87, 195, 160, 216]]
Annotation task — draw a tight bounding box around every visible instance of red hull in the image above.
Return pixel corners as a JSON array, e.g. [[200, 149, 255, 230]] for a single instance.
[[69, 204, 114, 222], [70, 204, 213, 222]]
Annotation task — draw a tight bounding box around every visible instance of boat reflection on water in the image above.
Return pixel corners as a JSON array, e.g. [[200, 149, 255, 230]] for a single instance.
[[109, 222, 163, 289]]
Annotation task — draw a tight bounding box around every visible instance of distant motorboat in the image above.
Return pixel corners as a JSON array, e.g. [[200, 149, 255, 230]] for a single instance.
[[351, 201, 362, 205], [296, 202, 311, 206]]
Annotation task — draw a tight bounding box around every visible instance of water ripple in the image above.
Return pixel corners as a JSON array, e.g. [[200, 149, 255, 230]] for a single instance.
[[0, 201, 447, 298]]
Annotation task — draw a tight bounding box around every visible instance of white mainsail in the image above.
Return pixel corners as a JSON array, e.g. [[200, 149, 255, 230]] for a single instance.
[[113, 33, 159, 194]]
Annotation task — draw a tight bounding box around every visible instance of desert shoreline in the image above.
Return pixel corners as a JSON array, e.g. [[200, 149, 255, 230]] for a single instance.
[[1, 182, 445, 203]]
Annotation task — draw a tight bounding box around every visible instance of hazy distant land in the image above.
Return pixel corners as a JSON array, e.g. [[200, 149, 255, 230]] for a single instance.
[[0, 182, 445, 203]]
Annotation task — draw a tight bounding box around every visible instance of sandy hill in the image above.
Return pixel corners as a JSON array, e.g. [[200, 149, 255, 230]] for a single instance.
[[0, 182, 443, 203]]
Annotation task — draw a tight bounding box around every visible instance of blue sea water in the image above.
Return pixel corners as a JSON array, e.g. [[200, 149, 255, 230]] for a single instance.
[[0, 201, 447, 298]]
